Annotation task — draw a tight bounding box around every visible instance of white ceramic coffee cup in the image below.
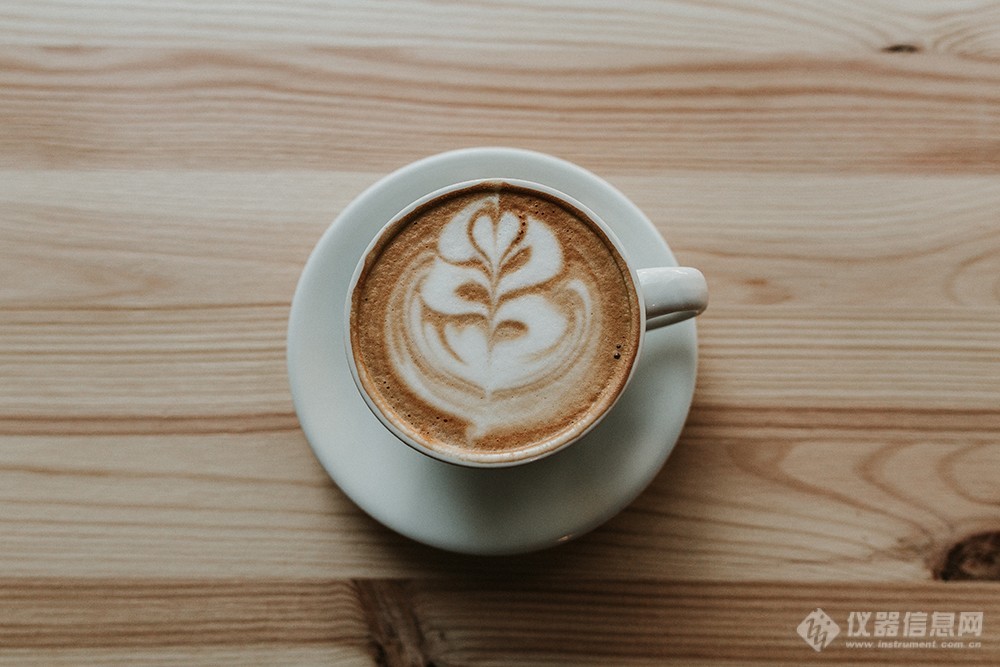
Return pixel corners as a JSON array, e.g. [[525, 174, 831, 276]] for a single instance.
[[344, 178, 707, 468]]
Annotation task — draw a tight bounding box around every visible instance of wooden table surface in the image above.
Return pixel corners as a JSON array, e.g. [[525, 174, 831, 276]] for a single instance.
[[3, 1, 999, 664]]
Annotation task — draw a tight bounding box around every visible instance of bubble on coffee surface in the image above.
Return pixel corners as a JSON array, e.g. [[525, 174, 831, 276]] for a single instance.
[[351, 183, 641, 462]]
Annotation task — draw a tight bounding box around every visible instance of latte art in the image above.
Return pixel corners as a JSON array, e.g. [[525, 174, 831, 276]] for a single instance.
[[389, 194, 595, 437], [350, 183, 642, 463]]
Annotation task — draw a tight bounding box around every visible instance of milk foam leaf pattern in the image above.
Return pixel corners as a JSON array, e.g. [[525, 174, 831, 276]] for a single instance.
[[385, 193, 597, 441]]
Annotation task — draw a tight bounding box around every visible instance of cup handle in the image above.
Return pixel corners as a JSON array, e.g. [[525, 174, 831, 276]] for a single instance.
[[637, 267, 708, 330]]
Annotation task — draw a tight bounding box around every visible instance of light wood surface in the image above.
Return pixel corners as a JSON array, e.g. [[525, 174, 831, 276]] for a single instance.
[[2, 1, 999, 664]]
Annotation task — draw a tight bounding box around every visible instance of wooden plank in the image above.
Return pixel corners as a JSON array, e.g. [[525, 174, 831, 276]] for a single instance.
[[0, 648, 366, 667], [0, 47, 998, 172], [0, 427, 996, 580], [1, 0, 999, 55], [404, 579, 1000, 665], [0, 579, 997, 664], [0, 580, 369, 648]]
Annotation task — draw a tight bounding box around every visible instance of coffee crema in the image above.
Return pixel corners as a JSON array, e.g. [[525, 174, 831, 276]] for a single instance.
[[349, 182, 642, 464]]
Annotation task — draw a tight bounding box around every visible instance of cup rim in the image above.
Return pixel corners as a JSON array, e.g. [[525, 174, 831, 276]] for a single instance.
[[343, 177, 647, 468]]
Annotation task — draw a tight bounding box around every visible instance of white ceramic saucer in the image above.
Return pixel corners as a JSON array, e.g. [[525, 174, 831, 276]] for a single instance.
[[287, 147, 698, 555]]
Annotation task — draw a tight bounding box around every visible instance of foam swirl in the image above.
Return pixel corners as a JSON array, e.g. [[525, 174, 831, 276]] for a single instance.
[[385, 193, 598, 440]]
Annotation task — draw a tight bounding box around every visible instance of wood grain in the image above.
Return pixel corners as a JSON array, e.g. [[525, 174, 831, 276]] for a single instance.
[[1, 424, 997, 582], [2, 0, 1000, 55], [1, 48, 998, 173], [1, 579, 998, 665], [1, 0, 999, 664]]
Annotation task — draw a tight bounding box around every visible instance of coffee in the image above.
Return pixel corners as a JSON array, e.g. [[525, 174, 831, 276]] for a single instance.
[[349, 182, 642, 464]]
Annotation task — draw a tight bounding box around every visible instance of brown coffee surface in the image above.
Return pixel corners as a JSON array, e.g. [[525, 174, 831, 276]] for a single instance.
[[349, 182, 641, 464]]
